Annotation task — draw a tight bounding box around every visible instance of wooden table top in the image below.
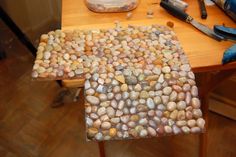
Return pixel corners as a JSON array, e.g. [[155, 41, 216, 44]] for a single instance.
[[62, 0, 236, 73]]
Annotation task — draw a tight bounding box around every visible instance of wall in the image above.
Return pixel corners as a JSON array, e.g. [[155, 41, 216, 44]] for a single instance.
[[0, 0, 61, 45]]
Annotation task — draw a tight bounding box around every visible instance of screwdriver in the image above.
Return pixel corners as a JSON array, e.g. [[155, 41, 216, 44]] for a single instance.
[[198, 0, 208, 19]]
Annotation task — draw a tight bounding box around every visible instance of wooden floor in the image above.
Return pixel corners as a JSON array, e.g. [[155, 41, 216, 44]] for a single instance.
[[0, 20, 236, 157]]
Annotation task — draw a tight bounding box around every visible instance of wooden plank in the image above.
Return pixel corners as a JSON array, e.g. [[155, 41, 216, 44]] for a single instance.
[[61, 0, 236, 87], [62, 79, 85, 88], [209, 94, 236, 121], [61, 0, 236, 72]]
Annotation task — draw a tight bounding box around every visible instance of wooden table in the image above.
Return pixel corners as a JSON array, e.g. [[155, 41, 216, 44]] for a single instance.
[[61, 0, 236, 157]]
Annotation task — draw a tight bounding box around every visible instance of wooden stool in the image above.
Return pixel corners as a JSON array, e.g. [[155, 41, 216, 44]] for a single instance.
[[61, 69, 236, 157], [62, 79, 106, 157]]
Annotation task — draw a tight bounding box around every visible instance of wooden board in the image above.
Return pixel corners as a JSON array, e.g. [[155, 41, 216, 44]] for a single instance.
[[209, 94, 236, 121], [61, 0, 236, 87], [62, 0, 236, 73]]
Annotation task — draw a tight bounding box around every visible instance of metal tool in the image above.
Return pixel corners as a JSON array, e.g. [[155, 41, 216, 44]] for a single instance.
[[198, 0, 207, 19], [160, 0, 224, 41], [214, 25, 236, 41], [222, 44, 236, 64], [167, 0, 188, 11]]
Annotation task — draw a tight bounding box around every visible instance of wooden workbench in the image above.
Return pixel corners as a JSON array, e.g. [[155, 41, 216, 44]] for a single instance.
[[62, 0, 236, 87], [61, 0, 236, 157], [62, 0, 235, 72]]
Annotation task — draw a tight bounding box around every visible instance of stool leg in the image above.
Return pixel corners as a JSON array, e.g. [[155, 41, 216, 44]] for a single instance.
[[73, 88, 82, 102], [197, 73, 210, 157], [199, 94, 209, 157], [98, 142, 105, 157], [197, 69, 236, 157]]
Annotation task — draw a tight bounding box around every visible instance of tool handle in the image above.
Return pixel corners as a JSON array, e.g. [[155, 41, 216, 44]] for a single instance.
[[198, 0, 207, 19], [160, 0, 189, 21]]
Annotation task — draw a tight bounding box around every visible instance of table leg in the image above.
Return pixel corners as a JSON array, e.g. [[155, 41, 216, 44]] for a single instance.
[[98, 142, 106, 157], [197, 69, 236, 157], [198, 73, 210, 157], [199, 90, 209, 157]]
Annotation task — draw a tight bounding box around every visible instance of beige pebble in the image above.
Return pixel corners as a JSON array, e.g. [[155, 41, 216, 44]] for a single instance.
[[97, 107, 106, 116], [148, 110, 155, 117], [193, 109, 202, 118], [162, 66, 171, 73], [63, 53, 70, 60], [86, 117, 93, 126], [191, 97, 201, 109], [154, 96, 161, 104], [121, 84, 128, 92], [164, 126, 172, 133], [176, 120, 187, 127], [130, 91, 139, 100], [187, 119, 196, 128], [98, 94, 107, 101], [129, 129, 138, 137], [134, 84, 142, 92], [139, 129, 148, 137], [95, 133, 103, 141], [86, 96, 100, 105], [100, 101, 110, 107], [173, 85, 182, 92], [101, 122, 111, 129], [93, 119, 101, 128], [191, 86, 198, 97], [158, 74, 165, 83], [121, 115, 130, 123], [169, 91, 177, 101], [191, 127, 201, 133], [100, 115, 109, 121], [147, 127, 157, 136], [106, 107, 115, 118], [140, 91, 149, 99], [197, 118, 205, 129], [167, 102, 177, 111], [85, 103, 92, 112], [128, 121, 136, 128], [161, 95, 169, 105], [115, 75, 125, 84], [110, 117, 120, 124], [182, 126, 190, 133], [131, 115, 140, 122], [91, 106, 98, 113], [163, 86, 172, 95], [145, 75, 159, 81], [115, 110, 123, 117], [135, 125, 144, 133], [186, 111, 193, 119], [88, 128, 98, 138], [177, 110, 186, 120], [177, 101, 187, 110], [113, 86, 121, 93], [170, 110, 178, 120], [139, 118, 148, 125], [109, 128, 117, 137]]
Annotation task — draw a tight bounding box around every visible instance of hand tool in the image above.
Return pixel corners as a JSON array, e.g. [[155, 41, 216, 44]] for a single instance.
[[168, 0, 188, 11], [212, 0, 236, 22], [160, 0, 224, 41], [222, 44, 236, 64], [198, 0, 208, 19], [214, 25, 236, 64], [214, 25, 236, 41]]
